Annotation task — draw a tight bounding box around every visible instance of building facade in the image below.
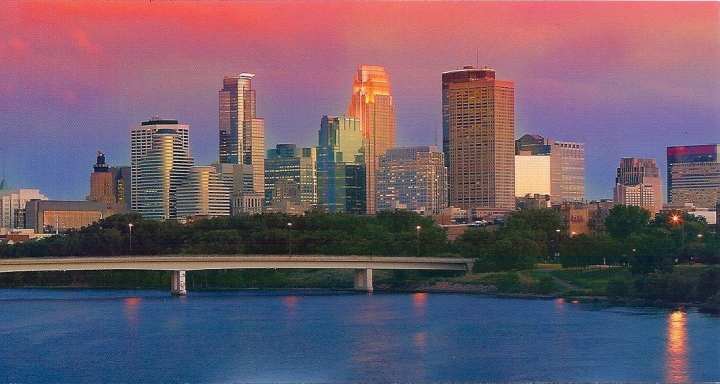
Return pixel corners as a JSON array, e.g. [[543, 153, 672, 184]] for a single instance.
[[264, 144, 317, 207], [130, 118, 189, 212], [376, 146, 448, 214], [219, 74, 265, 198], [25, 200, 106, 234], [87, 152, 127, 215], [667, 144, 720, 209], [515, 154, 551, 197], [135, 128, 194, 220], [348, 65, 396, 214], [317, 116, 366, 213], [515, 133, 585, 204], [613, 157, 662, 213], [0, 188, 48, 233], [443, 66, 515, 210], [176, 166, 232, 220]]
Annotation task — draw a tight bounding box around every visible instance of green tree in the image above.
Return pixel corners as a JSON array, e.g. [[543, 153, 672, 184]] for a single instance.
[[604, 204, 651, 239]]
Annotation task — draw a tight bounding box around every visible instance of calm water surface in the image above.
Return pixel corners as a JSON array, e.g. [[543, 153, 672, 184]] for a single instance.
[[0, 289, 718, 382]]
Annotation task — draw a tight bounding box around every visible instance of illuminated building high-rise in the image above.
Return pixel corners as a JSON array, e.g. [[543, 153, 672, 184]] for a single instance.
[[219, 74, 265, 197], [348, 65, 396, 214], [130, 118, 189, 212], [667, 144, 720, 209], [613, 157, 662, 214], [443, 66, 515, 210]]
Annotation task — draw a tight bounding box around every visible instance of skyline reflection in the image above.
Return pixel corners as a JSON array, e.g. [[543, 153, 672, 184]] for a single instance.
[[665, 310, 689, 383]]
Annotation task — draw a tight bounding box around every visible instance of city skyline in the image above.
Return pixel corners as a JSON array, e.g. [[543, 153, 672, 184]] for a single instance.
[[0, 1, 718, 201]]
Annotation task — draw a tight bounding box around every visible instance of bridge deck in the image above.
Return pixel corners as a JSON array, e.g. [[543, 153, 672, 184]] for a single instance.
[[0, 255, 474, 274]]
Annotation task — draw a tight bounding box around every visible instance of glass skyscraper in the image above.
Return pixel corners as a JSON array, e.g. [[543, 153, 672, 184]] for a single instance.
[[219, 74, 265, 196], [348, 65, 396, 214]]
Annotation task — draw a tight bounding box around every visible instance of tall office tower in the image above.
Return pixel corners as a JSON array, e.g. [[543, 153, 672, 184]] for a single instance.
[[317, 116, 365, 213], [136, 128, 194, 220], [443, 66, 515, 210], [667, 144, 720, 209], [348, 65, 396, 214], [376, 146, 448, 214], [0, 188, 48, 232], [130, 118, 189, 211], [264, 144, 317, 205], [515, 134, 585, 204], [176, 166, 232, 220], [613, 157, 662, 213], [219, 73, 265, 196]]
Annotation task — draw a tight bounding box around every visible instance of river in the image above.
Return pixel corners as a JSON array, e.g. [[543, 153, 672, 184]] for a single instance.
[[0, 289, 718, 382]]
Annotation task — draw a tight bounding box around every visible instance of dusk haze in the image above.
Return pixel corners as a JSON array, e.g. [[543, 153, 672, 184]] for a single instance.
[[1, 1, 718, 201]]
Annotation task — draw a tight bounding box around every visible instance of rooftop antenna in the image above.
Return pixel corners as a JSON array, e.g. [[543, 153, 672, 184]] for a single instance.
[[476, 48, 479, 67]]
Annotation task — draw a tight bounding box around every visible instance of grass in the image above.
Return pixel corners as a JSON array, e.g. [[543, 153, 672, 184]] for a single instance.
[[551, 267, 631, 293]]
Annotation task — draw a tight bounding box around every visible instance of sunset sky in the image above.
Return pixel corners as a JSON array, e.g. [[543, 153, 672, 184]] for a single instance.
[[1, 1, 718, 202]]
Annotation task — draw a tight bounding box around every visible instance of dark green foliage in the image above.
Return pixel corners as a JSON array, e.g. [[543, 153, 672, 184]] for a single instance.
[[604, 205, 651, 239]]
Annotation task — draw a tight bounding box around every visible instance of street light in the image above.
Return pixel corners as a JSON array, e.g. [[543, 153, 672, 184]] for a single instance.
[[671, 214, 685, 246], [287, 222, 292, 255], [128, 223, 133, 254], [416, 226, 421, 257]]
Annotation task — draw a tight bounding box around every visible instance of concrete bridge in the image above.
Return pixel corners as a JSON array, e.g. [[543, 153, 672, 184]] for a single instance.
[[0, 255, 474, 295]]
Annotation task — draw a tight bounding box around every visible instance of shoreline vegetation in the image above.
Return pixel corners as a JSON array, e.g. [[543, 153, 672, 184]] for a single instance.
[[1, 209, 718, 314], [1, 264, 718, 314]]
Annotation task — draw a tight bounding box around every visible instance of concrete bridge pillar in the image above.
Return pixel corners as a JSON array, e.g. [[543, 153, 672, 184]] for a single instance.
[[354, 268, 373, 292], [171, 270, 186, 296]]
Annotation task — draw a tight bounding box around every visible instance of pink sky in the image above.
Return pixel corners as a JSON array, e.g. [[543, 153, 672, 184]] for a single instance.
[[1, 1, 718, 200]]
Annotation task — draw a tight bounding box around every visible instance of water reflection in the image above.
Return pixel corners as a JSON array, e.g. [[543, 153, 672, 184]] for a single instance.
[[412, 292, 427, 318], [124, 297, 141, 324], [282, 295, 299, 320], [665, 310, 689, 383]]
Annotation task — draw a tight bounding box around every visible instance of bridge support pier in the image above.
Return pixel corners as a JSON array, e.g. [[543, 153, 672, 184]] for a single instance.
[[171, 270, 186, 296], [354, 268, 373, 292]]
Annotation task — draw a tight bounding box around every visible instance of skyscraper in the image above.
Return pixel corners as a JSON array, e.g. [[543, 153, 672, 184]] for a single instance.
[[219, 74, 265, 196], [443, 66, 515, 210], [317, 116, 365, 213], [613, 157, 662, 213], [667, 144, 720, 209], [130, 118, 189, 212], [515, 134, 585, 204], [348, 65, 396, 214]]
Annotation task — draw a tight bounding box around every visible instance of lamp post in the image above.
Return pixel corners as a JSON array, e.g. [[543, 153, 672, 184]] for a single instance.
[[128, 223, 133, 254], [287, 222, 292, 255], [671, 214, 685, 246], [416, 226, 421, 257]]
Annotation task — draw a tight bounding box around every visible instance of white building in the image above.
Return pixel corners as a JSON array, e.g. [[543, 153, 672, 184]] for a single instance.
[[0, 188, 48, 233], [130, 118, 189, 212], [135, 128, 194, 220]]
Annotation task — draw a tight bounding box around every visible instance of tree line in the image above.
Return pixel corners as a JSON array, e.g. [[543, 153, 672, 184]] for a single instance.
[[1, 207, 717, 275]]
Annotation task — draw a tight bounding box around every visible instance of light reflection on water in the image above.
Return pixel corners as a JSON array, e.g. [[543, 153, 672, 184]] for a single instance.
[[0, 289, 718, 383], [665, 309, 689, 383]]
